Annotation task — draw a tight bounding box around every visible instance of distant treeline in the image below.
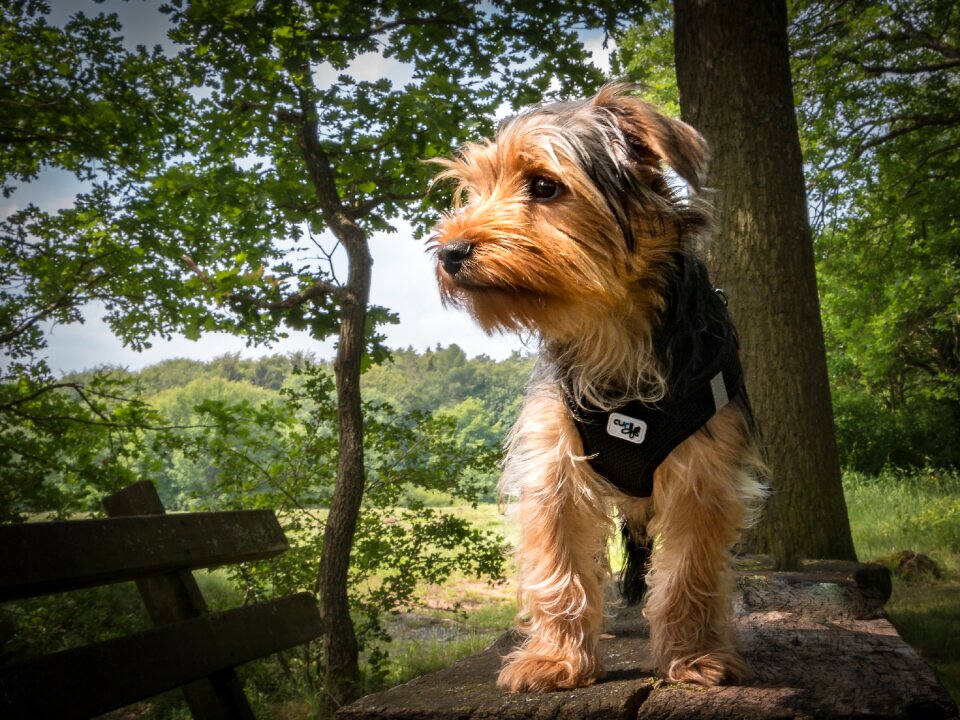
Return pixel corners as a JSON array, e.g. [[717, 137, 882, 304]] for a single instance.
[[70, 344, 535, 446], [49, 345, 534, 511], [74, 341, 958, 479]]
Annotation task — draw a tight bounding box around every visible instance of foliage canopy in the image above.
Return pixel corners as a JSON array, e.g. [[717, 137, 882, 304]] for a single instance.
[[612, 0, 959, 472]]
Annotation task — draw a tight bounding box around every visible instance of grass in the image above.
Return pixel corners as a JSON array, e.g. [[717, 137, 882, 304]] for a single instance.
[[842, 467, 960, 704], [843, 467, 960, 573], [371, 580, 517, 690], [358, 502, 519, 692]]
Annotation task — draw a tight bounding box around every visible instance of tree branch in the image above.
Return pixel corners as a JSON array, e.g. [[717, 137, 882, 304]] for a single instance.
[[350, 192, 425, 219], [853, 112, 960, 159], [277, 109, 304, 124], [0, 380, 210, 431], [4, 404, 204, 430], [311, 12, 469, 44], [293, 72, 369, 266], [850, 58, 960, 75], [0, 382, 87, 410], [181, 255, 345, 310], [0, 254, 114, 347], [0, 295, 74, 346], [894, 11, 960, 60]]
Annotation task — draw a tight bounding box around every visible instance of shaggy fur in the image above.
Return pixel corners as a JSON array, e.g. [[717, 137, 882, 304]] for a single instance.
[[429, 83, 767, 692]]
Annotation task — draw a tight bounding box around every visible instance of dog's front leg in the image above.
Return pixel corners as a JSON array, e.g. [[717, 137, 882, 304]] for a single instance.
[[643, 408, 762, 686], [497, 384, 611, 692]]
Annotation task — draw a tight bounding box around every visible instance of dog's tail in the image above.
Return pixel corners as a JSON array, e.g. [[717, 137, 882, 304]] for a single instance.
[[619, 522, 653, 605]]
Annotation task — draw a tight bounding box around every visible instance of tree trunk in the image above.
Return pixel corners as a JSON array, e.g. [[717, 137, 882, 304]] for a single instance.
[[318, 236, 371, 715], [295, 77, 373, 714], [673, 0, 856, 564]]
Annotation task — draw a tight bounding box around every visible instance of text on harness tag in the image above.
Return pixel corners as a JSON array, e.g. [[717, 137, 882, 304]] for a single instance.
[[606, 412, 647, 444]]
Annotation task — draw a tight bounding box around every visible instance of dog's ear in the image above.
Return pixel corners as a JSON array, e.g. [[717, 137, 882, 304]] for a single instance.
[[594, 84, 710, 193]]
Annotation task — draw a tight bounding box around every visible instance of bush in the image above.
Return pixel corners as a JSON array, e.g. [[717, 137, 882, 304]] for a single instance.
[[832, 387, 959, 473]]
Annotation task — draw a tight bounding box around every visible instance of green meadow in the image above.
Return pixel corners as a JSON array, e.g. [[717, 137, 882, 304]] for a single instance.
[[842, 468, 960, 702]]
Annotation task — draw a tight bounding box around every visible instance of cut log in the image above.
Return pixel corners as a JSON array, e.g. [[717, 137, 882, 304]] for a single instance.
[[337, 558, 958, 720]]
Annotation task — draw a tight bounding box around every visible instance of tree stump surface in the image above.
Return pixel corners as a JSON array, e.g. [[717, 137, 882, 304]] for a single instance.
[[337, 558, 958, 719]]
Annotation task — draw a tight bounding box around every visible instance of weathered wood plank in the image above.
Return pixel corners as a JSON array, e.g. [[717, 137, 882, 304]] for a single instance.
[[102, 481, 213, 624], [0, 510, 288, 602], [103, 480, 256, 720], [336, 559, 959, 720], [0, 592, 324, 719]]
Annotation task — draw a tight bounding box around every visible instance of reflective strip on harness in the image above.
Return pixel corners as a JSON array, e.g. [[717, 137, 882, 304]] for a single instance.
[[568, 326, 745, 498]]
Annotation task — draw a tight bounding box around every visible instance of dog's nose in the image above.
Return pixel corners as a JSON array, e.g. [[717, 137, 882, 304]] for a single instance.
[[438, 240, 474, 276]]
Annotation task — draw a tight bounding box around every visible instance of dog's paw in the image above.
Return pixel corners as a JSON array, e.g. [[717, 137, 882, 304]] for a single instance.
[[666, 651, 748, 687], [497, 651, 596, 693]]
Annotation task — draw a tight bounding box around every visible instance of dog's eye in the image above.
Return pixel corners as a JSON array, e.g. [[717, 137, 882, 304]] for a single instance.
[[529, 176, 561, 201]]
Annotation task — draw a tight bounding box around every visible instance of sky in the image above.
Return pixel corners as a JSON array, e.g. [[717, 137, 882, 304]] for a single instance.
[[11, 1, 613, 374]]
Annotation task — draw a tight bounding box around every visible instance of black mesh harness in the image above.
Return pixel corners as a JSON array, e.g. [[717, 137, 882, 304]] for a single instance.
[[566, 307, 745, 498]]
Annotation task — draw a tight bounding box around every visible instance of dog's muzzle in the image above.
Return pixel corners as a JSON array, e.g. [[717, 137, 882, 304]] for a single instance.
[[437, 240, 473, 276]]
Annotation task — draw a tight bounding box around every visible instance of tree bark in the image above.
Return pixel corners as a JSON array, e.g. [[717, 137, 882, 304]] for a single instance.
[[319, 252, 370, 714], [673, 0, 856, 564], [295, 77, 372, 714], [312, 225, 371, 715]]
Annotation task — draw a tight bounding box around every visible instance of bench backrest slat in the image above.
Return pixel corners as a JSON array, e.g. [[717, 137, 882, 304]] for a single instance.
[[0, 510, 288, 602], [0, 592, 323, 720], [0, 481, 323, 720]]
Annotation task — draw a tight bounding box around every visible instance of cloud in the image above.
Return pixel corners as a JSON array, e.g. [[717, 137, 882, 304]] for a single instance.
[[35, 220, 526, 375], [314, 51, 416, 88], [39, 311, 314, 375], [49, 0, 173, 53], [368, 224, 529, 359]]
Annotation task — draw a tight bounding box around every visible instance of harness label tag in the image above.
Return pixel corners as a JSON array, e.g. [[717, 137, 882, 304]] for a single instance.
[[607, 413, 647, 444], [710, 371, 729, 411]]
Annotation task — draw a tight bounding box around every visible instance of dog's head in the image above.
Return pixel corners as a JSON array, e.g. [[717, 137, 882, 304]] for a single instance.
[[429, 83, 710, 339]]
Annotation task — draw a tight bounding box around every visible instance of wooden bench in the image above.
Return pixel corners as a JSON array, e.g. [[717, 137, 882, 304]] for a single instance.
[[0, 480, 324, 719]]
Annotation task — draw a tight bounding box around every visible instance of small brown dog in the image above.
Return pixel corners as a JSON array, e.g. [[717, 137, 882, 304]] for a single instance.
[[430, 83, 766, 692]]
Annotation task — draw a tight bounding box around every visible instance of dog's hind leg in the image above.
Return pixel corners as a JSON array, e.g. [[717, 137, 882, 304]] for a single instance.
[[497, 383, 613, 692], [617, 496, 654, 605]]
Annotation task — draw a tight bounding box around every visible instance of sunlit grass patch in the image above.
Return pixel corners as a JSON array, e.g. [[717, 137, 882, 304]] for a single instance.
[[844, 467, 960, 572], [360, 566, 517, 693], [844, 467, 960, 703]]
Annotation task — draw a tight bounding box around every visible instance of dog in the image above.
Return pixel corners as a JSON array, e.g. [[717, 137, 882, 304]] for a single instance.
[[429, 82, 767, 692]]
